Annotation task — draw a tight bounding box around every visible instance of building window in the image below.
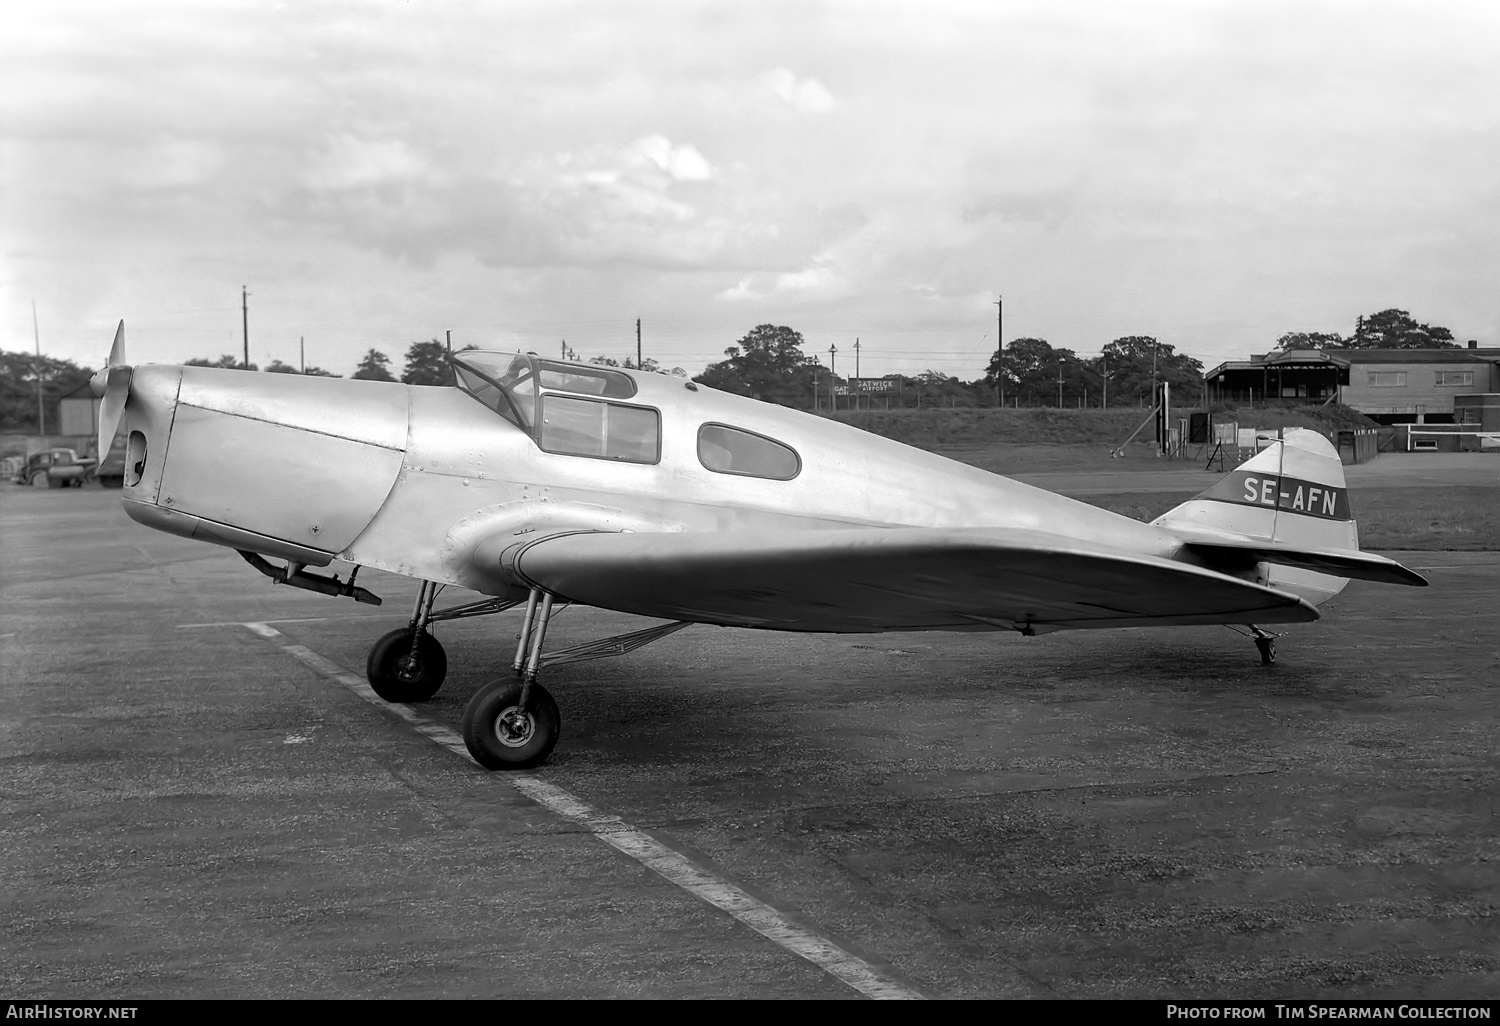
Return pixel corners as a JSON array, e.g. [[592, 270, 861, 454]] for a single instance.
[[1435, 371, 1473, 387], [1367, 371, 1406, 387]]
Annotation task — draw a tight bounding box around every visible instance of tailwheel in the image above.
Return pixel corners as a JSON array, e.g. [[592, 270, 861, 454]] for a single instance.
[[461, 679, 560, 770], [366, 627, 447, 702]]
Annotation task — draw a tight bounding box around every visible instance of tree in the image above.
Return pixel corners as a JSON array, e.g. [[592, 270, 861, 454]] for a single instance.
[[352, 349, 395, 381], [984, 338, 1089, 404], [694, 324, 819, 407], [185, 355, 256, 371], [264, 359, 340, 377], [910, 370, 986, 408], [0, 350, 96, 432], [1274, 331, 1348, 351], [401, 340, 453, 386], [623, 355, 687, 377], [1351, 309, 1457, 349], [1098, 336, 1203, 405]]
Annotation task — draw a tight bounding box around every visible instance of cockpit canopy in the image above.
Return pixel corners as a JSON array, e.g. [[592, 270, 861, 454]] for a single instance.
[[452, 352, 659, 464]]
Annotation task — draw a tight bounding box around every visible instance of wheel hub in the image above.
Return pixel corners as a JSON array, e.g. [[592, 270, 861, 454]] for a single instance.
[[495, 706, 535, 748], [394, 655, 422, 683]]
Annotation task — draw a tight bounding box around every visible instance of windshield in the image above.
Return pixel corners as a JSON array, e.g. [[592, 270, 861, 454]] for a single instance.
[[452, 353, 534, 429]]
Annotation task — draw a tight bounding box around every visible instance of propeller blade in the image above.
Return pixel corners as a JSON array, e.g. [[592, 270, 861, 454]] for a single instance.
[[89, 321, 127, 396], [94, 322, 132, 470], [96, 366, 132, 470], [108, 319, 126, 367]]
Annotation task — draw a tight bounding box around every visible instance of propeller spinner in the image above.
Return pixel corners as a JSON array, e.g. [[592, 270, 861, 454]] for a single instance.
[[91, 320, 132, 465]]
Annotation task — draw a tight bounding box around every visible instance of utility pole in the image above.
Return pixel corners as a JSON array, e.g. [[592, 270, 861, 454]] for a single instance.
[[1057, 358, 1065, 408], [994, 295, 1004, 408], [1151, 338, 1158, 403], [828, 344, 837, 410], [636, 318, 642, 370], [852, 338, 860, 410], [32, 300, 43, 435], [445, 329, 452, 356], [1102, 354, 1108, 410], [241, 286, 250, 369], [300, 336, 305, 373]]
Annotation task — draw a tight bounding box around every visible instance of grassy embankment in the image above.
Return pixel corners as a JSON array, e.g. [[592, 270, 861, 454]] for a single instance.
[[829, 404, 1379, 473], [830, 406, 1498, 550], [1079, 488, 1500, 551]]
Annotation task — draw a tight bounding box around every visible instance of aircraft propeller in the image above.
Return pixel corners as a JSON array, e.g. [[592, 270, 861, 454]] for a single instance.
[[90, 320, 132, 466]]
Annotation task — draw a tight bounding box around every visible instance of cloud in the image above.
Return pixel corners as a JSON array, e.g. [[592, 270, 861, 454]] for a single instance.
[[761, 67, 838, 113], [715, 257, 843, 303], [7, 1, 1500, 377], [301, 136, 434, 191], [627, 134, 715, 182]]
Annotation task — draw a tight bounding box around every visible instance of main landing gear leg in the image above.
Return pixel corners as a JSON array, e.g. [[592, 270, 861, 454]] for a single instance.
[[462, 589, 560, 770], [366, 580, 448, 702]]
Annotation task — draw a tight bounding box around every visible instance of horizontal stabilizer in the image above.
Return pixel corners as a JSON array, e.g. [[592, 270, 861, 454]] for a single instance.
[[1172, 526, 1428, 587]]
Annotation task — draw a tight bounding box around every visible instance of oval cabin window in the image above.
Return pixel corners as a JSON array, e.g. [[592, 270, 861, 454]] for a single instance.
[[697, 424, 801, 480]]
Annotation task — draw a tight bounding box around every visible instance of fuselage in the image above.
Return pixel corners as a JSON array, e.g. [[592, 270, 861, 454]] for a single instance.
[[116, 355, 1194, 599]]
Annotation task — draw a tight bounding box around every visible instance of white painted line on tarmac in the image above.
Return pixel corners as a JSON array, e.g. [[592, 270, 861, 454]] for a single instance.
[[235, 620, 925, 1001], [179, 614, 399, 629], [239, 621, 473, 760]]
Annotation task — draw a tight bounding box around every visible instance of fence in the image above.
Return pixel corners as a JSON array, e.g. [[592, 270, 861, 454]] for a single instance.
[[1402, 425, 1500, 453]]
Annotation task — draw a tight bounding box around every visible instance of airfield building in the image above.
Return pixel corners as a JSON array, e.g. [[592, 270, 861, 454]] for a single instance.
[[1204, 343, 1500, 425]]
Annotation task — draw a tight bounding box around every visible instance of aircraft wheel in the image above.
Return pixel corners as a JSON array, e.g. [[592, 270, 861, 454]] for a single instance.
[[366, 628, 447, 702], [1256, 637, 1276, 666], [461, 680, 560, 770], [99, 476, 124, 489]]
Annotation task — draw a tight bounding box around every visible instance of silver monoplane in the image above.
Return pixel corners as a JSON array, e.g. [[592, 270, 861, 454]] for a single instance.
[[91, 323, 1425, 768]]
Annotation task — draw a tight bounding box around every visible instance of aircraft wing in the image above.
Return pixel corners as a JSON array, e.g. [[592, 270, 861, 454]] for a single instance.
[[497, 527, 1319, 633]]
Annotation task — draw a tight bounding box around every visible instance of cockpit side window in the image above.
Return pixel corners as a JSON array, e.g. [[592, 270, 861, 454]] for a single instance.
[[536, 361, 637, 398], [540, 395, 660, 464], [697, 424, 801, 480]]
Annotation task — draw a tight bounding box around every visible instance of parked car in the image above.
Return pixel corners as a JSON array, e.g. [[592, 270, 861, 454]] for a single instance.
[[17, 448, 93, 488]]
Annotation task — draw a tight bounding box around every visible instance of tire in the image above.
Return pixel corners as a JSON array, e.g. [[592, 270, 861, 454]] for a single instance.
[[366, 628, 447, 702], [461, 680, 560, 770], [99, 476, 124, 489], [1256, 638, 1276, 666]]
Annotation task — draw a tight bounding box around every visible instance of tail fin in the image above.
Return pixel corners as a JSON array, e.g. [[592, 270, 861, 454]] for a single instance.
[[1154, 428, 1426, 603]]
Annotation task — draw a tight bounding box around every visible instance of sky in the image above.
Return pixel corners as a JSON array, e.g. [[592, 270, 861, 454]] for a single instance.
[[3, 0, 1499, 380]]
